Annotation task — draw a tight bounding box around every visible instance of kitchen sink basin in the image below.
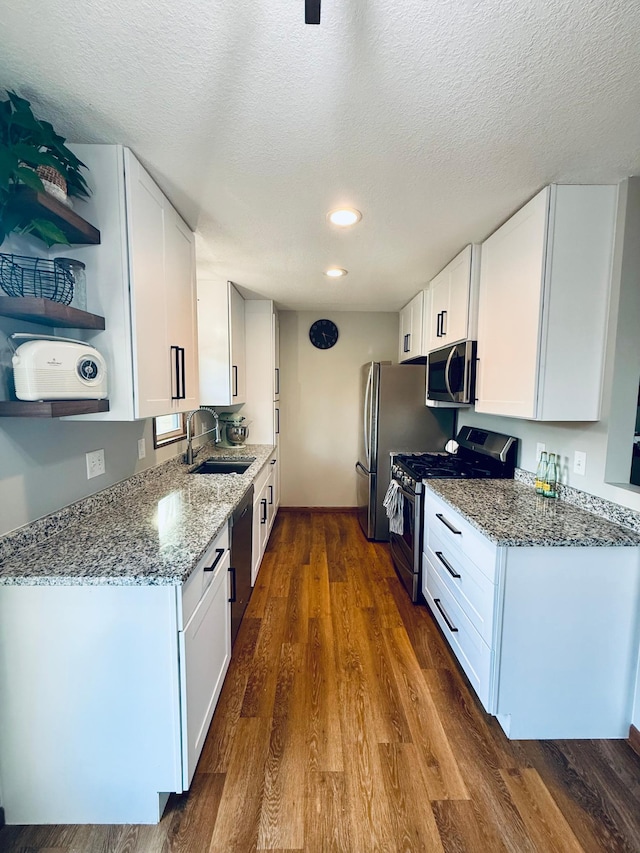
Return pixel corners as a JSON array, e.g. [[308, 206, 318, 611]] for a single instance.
[[191, 457, 255, 475]]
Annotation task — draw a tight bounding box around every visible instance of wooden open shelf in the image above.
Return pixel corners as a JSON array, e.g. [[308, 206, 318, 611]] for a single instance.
[[0, 296, 105, 330], [0, 400, 110, 418], [13, 188, 101, 245]]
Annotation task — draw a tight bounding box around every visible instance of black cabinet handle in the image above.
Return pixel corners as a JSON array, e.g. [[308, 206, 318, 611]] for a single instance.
[[269, 484, 273, 505], [179, 347, 186, 400], [441, 310, 447, 337], [434, 598, 458, 632], [403, 333, 409, 353], [275, 407, 280, 435], [436, 513, 462, 535], [228, 566, 236, 602], [261, 498, 267, 524], [171, 346, 186, 400], [232, 365, 238, 398], [435, 551, 460, 578], [275, 367, 280, 395], [270, 458, 277, 465], [204, 547, 225, 572], [171, 346, 180, 400]]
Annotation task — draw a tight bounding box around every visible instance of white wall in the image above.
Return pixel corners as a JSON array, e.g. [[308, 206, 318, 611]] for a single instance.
[[279, 311, 398, 507]]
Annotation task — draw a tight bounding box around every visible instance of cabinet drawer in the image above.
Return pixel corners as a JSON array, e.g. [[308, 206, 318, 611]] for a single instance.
[[180, 524, 230, 629], [424, 492, 497, 582], [423, 560, 492, 710], [423, 524, 496, 644]]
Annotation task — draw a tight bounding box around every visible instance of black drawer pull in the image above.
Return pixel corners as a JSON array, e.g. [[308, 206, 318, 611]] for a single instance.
[[434, 598, 458, 632], [436, 513, 462, 535], [261, 498, 267, 524], [435, 551, 460, 578], [204, 547, 225, 572]]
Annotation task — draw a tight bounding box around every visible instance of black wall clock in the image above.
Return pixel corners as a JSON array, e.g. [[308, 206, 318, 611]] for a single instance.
[[309, 319, 339, 349]]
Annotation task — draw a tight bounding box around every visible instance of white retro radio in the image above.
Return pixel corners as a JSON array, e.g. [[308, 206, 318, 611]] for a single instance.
[[11, 334, 108, 401]]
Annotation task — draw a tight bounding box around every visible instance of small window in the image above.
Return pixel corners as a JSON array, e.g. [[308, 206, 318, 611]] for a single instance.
[[153, 413, 187, 448]]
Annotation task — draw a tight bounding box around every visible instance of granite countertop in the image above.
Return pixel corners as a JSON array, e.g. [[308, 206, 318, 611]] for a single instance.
[[425, 479, 640, 547], [0, 444, 275, 586]]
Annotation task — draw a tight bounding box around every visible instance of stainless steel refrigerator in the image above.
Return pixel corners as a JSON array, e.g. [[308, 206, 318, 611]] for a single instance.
[[356, 362, 455, 540]]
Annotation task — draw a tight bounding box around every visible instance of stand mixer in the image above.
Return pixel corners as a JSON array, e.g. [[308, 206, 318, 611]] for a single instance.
[[217, 412, 250, 448]]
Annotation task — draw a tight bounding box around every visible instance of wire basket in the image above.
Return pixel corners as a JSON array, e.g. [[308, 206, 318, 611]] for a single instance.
[[0, 254, 74, 304]]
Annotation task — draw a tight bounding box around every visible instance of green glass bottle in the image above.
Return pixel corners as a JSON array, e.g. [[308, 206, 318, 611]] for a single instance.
[[535, 451, 548, 494], [543, 453, 558, 499]]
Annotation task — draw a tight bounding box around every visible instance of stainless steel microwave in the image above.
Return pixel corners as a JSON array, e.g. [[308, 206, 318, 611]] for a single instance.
[[426, 341, 477, 405]]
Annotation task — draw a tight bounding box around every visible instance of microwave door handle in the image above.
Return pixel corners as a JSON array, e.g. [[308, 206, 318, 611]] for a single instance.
[[444, 346, 456, 400]]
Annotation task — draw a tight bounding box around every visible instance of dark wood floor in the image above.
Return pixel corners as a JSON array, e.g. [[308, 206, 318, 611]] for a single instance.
[[2, 510, 640, 852]]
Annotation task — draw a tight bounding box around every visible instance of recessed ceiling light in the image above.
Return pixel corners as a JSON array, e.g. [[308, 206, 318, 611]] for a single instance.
[[327, 208, 362, 227], [325, 268, 348, 278]]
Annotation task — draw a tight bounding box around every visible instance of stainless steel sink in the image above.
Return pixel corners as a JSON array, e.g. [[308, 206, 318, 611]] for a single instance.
[[191, 457, 255, 475]]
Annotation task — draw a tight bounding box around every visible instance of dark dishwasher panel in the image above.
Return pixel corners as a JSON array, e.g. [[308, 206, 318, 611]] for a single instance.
[[229, 485, 253, 647]]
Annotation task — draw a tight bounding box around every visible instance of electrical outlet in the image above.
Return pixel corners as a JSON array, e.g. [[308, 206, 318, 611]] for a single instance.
[[573, 450, 587, 476], [536, 442, 546, 460], [86, 449, 105, 480], [138, 438, 146, 460]]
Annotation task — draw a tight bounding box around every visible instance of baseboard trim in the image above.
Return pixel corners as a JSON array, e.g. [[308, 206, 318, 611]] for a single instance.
[[278, 506, 358, 514], [629, 724, 640, 758]]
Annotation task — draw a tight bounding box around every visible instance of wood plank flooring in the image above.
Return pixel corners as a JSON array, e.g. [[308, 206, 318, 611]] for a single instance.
[[1, 510, 639, 852]]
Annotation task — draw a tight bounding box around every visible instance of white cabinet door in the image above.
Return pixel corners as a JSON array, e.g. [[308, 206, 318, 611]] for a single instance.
[[273, 309, 280, 401], [125, 150, 171, 419], [427, 245, 476, 352], [244, 301, 279, 442], [179, 547, 231, 788], [229, 283, 246, 403], [198, 281, 246, 406], [399, 291, 425, 362], [476, 185, 616, 421], [164, 207, 199, 413], [476, 190, 548, 419]]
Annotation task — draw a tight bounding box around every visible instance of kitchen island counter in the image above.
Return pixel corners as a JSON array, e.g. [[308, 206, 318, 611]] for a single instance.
[[425, 478, 640, 547], [0, 444, 274, 586]]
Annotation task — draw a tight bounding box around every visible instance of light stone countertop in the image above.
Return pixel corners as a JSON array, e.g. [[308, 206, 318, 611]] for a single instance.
[[0, 444, 275, 586], [424, 478, 640, 547]]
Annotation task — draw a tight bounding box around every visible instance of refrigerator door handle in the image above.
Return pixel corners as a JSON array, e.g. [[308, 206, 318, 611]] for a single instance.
[[363, 365, 373, 467], [355, 460, 369, 476]]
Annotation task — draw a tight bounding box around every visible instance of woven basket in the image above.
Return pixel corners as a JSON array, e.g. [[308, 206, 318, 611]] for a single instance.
[[36, 165, 70, 206]]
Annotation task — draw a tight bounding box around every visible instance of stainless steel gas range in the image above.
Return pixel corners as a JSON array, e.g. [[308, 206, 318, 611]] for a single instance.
[[389, 426, 518, 602]]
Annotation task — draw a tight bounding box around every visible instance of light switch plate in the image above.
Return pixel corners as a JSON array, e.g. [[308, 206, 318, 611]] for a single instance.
[[138, 438, 146, 460], [86, 449, 105, 480], [536, 442, 546, 460], [573, 450, 587, 476]]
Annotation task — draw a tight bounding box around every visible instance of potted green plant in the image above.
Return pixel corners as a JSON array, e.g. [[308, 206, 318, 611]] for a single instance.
[[0, 90, 90, 246]]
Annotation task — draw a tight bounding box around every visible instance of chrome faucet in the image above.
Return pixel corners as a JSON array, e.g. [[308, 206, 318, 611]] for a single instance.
[[184, 407, 220, 465]]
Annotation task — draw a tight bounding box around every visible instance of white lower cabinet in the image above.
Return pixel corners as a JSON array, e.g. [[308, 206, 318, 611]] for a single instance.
[[0, 525, 231, 825], [423, 491, 640, 739], [252, 452, 279, 585], [178, 526, 231, 789]]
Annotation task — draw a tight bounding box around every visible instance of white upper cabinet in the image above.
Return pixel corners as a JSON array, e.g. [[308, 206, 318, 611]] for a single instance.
[[61, 145, 198, 420], [197, 281, 246, 406], [475, 184, 617, 420], [399, 290, 425, 362], [426, 244, 479, 352], [243, 300, 279, 443]]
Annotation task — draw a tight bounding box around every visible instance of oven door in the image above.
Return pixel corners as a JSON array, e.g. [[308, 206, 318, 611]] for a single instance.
[[388, 483, 422, 603], [427, 341, 476, 404]]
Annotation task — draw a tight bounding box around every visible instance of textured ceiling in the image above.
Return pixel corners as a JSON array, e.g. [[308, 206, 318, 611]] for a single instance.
[[3, 0, 640, 310]]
